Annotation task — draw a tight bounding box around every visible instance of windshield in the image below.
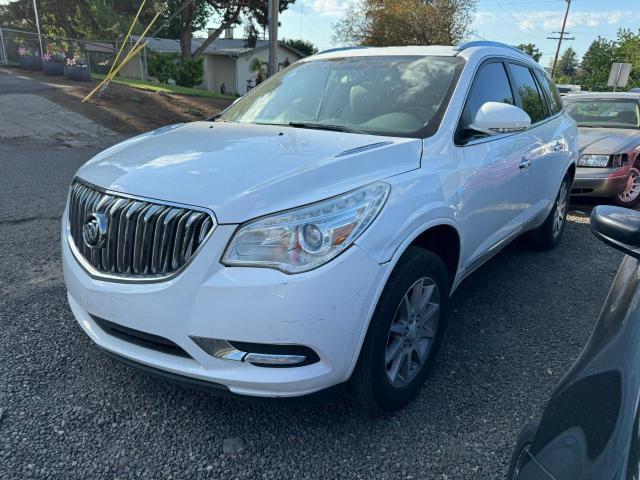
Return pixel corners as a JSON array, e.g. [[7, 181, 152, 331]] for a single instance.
[[220, 56, 464, 137], [564, 99, 640, 129]]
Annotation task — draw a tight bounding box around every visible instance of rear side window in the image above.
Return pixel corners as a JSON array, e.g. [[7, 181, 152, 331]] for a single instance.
[[460, 62, 514, 132], [509, 64, 547, 123], [539, 71, 563, 114]]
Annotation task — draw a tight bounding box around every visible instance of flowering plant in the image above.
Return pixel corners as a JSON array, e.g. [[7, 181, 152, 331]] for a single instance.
[[45, 44, 66, 63], [18, 46, 34, 56], [66, 53, 87, 68]]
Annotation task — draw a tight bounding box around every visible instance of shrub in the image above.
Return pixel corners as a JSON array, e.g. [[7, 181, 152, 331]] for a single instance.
[[176, 57, 204, 88], [147, 51, 177, 83]]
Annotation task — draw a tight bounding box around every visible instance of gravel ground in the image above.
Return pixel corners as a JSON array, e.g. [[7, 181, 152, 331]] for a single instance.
[[0, 73, 625, 479]]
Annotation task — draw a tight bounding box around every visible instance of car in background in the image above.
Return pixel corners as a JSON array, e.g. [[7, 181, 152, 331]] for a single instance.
[[556, 84, 581, 96], [630, 88, 640, 93], [564, 92, 640, 206], [508, 204, 640, 480]]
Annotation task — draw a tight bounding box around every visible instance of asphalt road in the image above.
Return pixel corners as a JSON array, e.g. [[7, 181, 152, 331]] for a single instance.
[[0, 70, 624, 479]]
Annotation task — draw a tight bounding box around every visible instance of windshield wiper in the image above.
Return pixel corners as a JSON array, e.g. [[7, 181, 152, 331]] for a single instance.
[[288, 122, 366, 135]]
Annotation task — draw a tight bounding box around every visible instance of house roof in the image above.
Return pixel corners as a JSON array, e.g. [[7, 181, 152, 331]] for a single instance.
[[131, 35, 303, 59], [83, 41, 116, 53]]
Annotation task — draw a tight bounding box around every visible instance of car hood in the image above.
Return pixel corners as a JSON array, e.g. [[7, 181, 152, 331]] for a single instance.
[[76, 121, 421, 223], [577, 127, 640, 155]]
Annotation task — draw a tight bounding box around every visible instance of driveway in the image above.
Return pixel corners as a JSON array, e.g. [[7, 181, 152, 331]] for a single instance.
[[0, 69, 624, 479], [0, 68, 118, 147]]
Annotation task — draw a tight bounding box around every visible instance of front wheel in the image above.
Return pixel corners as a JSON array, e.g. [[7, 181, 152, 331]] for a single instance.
[[614, 162, 640, 208], [507, 421, 539, 479], [528, 173, 571, 250], [350, 247, 449, 412]]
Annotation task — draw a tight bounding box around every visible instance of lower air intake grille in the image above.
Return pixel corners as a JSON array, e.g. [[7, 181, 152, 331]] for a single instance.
[[92, 316, 191, 358]]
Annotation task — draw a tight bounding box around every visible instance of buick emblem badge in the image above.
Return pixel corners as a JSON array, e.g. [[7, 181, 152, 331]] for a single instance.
[[83, 213, 108, 249]]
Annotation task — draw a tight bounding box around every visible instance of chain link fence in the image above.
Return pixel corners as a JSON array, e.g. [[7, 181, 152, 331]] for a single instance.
[[0, 26, 148, 80]]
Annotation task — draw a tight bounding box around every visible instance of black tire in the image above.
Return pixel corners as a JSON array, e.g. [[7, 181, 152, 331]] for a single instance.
[[613, 161, 640, 208], [528, 173, 571, 250], [349, 247, 450, 412], [506, 421, 539, 480]]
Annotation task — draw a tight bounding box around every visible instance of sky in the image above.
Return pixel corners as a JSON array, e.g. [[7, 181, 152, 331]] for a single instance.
[[277, 0, 640, 65]]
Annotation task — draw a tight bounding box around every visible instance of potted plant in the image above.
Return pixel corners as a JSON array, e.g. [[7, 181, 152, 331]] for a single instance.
[[42, 45, 66, 76], [18, 46, 42, 71], [64, 53, 90, 82]]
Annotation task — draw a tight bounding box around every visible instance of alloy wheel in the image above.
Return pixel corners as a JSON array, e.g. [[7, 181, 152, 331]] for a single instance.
[[618, 167, 640, 204], [553, 181, 568, 239], [385, 277, 440, 388]]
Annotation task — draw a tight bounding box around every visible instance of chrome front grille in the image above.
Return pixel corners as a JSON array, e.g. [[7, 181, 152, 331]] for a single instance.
[[67, 180, 216, 280]]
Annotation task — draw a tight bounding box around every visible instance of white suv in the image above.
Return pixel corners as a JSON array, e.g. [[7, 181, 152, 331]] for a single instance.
[[62, 41, 577, 411]]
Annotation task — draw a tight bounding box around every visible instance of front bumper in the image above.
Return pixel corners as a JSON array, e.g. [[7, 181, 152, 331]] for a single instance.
[[571, 166, 630, 197], [62, 211, 387, 398]]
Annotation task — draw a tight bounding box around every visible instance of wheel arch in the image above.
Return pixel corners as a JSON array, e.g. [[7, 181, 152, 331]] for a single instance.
[[567, 162, 576, 183], [408, 224, 461, 288], [345, 218, 462, 379]]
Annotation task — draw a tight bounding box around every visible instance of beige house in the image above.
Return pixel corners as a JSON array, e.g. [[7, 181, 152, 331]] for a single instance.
[[130, 32, 304, 96]]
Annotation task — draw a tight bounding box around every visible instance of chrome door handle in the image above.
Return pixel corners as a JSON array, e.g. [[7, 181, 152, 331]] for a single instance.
[[519, 157, 531, 169]]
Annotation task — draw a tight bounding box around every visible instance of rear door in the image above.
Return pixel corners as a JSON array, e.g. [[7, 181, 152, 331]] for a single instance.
[[456, 59, 532, 269], [507, 63, 570, 225]]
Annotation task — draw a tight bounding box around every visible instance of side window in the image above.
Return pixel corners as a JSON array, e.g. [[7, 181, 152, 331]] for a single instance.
[[459, 61, 514, 137], [539, 70, 563, 114], [509, 64, 547, 123]]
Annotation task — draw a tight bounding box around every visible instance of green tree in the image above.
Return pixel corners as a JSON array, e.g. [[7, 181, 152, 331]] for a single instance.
[[157, 0, 211, 39], [578, 37, 616, 90], [333, 0, 476, 47], [516, 43, 542, 62], [0, 0, 156, 38], [615, 28, 640, 89], [554, 46, 578, 82], [283, 38, 318, 57], [177, 0, 297, 61]]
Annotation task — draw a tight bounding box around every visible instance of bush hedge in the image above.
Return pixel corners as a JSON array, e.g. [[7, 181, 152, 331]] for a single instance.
[[147, 51, 203, 88]]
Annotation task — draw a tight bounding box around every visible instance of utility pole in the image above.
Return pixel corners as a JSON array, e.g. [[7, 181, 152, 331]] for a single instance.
[[549, 0, 572, 78], [267, 0, 279, 77], [32, 0, 44, 60]]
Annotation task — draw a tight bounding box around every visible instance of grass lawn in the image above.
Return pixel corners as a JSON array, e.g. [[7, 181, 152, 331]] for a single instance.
[[91, 74, 236, 100]]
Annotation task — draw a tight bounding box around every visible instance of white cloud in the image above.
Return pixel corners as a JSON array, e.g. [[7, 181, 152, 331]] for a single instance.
[[510, 10, 640, 32], [473, 11, 497, 27], [309, 0, 350, 17]]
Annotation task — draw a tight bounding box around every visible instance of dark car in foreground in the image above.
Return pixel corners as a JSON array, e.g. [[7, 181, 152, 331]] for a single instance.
[[564, 93, 640, 207], [509, 205, 640, 479]]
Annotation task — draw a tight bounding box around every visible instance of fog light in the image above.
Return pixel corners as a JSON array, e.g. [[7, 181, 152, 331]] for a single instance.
[[190, 337, 318, 367]]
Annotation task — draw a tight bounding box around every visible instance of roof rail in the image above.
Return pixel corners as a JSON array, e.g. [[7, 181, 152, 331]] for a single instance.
[[316, 46, 370, 55], [455, 41, 526, 56]]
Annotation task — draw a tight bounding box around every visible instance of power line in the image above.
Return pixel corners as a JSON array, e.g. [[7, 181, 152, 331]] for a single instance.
[[469, 32, 488, 41], [478, 6, 535, 38], [495, 1, 548, 36]]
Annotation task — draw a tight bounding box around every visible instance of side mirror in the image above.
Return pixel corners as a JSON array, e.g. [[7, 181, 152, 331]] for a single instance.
[[469, 102, 531, 135], [591, 205, 640, 259]]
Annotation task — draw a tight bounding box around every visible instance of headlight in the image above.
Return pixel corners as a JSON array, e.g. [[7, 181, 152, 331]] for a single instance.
[[222, 182, 390, 273], [578, 154, 610, 167]]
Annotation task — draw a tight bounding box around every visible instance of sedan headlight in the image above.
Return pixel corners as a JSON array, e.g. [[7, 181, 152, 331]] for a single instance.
[[222, 182, 390, 273], [578, 154, 610, 167]]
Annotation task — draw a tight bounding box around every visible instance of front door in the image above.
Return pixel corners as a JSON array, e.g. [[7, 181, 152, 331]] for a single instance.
[[456, 59, 532, 269]]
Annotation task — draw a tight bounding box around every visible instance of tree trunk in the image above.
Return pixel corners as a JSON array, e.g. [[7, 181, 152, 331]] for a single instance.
[[190, 5, 242, 59], [179, 0, 195, 61]]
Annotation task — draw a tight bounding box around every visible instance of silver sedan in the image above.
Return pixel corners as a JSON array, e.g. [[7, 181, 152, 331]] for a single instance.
[[564, 92, 640, 206]]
